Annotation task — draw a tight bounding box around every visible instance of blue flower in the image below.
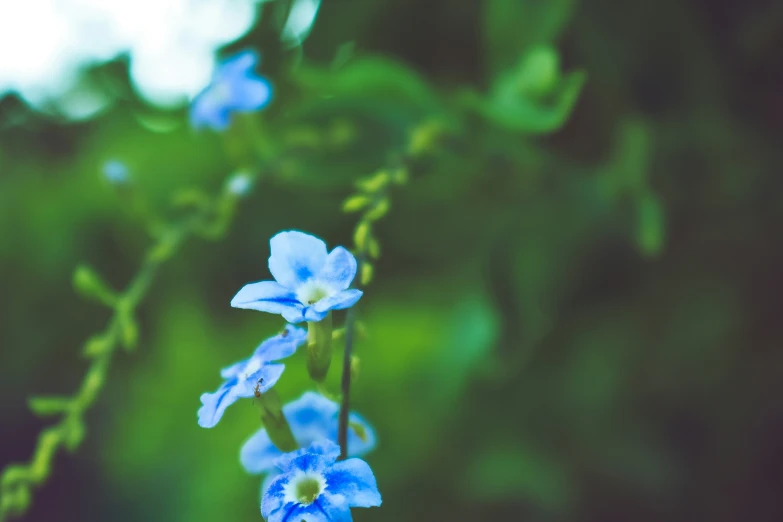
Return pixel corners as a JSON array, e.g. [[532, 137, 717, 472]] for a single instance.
[[262, 440, 381, 522], [102, 160, 129, 184], [227, 171, 253, 196], [190, 49, 272, 131], [231, 231, 362, 323], [197, 325, 306, 428], [241, 391, 376, 475]]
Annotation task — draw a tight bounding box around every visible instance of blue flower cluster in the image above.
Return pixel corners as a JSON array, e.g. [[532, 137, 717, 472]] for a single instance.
[[197, 228, 380, 520]]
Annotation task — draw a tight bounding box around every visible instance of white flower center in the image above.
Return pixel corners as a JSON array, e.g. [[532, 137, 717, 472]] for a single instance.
[[296, 281, 334, 306], [283, 471, 327, 506]]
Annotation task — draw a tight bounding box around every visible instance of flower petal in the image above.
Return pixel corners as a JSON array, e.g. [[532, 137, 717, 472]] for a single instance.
[[344, 412, 378, 458], [219, 49, 259, 78], [316, 247, 357, 291], [286, 392, 338, 444], [302, 306, 329, 322], [232, 76, 272, 111], [324, 458, 381, 508], [261, 472, 290, 520], [220, 358, 248, 379], [275, 440, 340, 472], [253, 325, 307, 362], [312, 289, 363, 314], [231, 281, 304, 318], [241, 428, 283, 474], [282, 307, 309, 323], [241, 364, 286, 397], [288, 392, 376, 458], [197, 378, 240, 428], [269, 231, 328, 289], [260, 470, 281, 498], [190, 93, 231, 131], [277, 496, 352, 522]]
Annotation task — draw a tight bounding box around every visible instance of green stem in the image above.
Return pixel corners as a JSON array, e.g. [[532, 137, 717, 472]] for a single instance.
[[0, 178, 245, 522], [337, 308, 356, 461]]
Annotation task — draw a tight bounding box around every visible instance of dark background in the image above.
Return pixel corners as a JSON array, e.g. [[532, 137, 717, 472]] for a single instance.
[[1, 0, 782, 521]]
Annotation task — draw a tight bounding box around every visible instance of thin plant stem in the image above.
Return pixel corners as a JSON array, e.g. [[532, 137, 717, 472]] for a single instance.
[[337, 306, 357, 461]]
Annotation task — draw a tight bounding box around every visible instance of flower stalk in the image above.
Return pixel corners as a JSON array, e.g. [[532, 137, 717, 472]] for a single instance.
[[0, 196, 226, 522], [307, 313, 333, 382], [337, 307, 357, 460]]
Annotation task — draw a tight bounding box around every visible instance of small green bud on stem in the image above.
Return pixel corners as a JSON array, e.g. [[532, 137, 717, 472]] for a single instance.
[[255, 389, 298, 452]]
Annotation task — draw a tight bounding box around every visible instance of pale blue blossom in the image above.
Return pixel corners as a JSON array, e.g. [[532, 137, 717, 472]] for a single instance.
[[197, 325, 306, 428], [227, 172, 253, 196], [231, 231, 362, 323], [190, 49, 272, 131], [262, 440, 381, 522], [102, 160, 129, 184]]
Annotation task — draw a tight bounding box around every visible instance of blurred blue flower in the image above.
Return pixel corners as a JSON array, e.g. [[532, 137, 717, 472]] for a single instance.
[[190, 49, 272, 131], [227, 171, 253, 196], [198, 325, 306, 428], [102, 160, 129, 184], [231, 231, 362, 323], [241, 391, 376, 475], [261, 440, 381, 522]]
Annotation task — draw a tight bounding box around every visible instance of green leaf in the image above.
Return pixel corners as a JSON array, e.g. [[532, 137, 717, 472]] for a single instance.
[[28, 397, 71, 417], [293, 57, 441, 114], [354, 221, 371, 251], [484, 0, 578, 75], [147, 232, 179, 262], [360, 262, 374, 286], [365, 198, 390, 221], [367, 237, 381, 260], [355, 171, 389, 193], [636, 191, 665, 257], [407, 120, 443, 157], [82, 335, 110, 358], [342, 195, 372, 213], [350, 355, 361, 383], [119, 311, 139, 351], [72, 265, 117, 306], [1, 465, 29, 488], [474, 69, 586, 134], [516, 45, 561, 98], [62, 418, 85, 451], [171, 188, 210, 209]]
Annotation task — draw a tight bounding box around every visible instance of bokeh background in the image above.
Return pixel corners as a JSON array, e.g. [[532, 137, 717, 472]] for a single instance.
[[2, 0, 783, 521]]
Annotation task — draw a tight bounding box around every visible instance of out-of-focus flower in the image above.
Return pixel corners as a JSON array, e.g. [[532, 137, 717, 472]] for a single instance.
[[262, 440, 381, 522], [241, 391, 376, 474], [102, 160, 129, 184], [226, 171, 253, 196], [190, 49, 271, 131], [197, 325, 306, 428], [0, 0, 263, 114], [231, 231, 362, 323]]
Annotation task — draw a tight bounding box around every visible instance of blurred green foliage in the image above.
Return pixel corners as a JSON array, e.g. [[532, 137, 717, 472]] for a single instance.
[[2, 0, 783, 521]]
